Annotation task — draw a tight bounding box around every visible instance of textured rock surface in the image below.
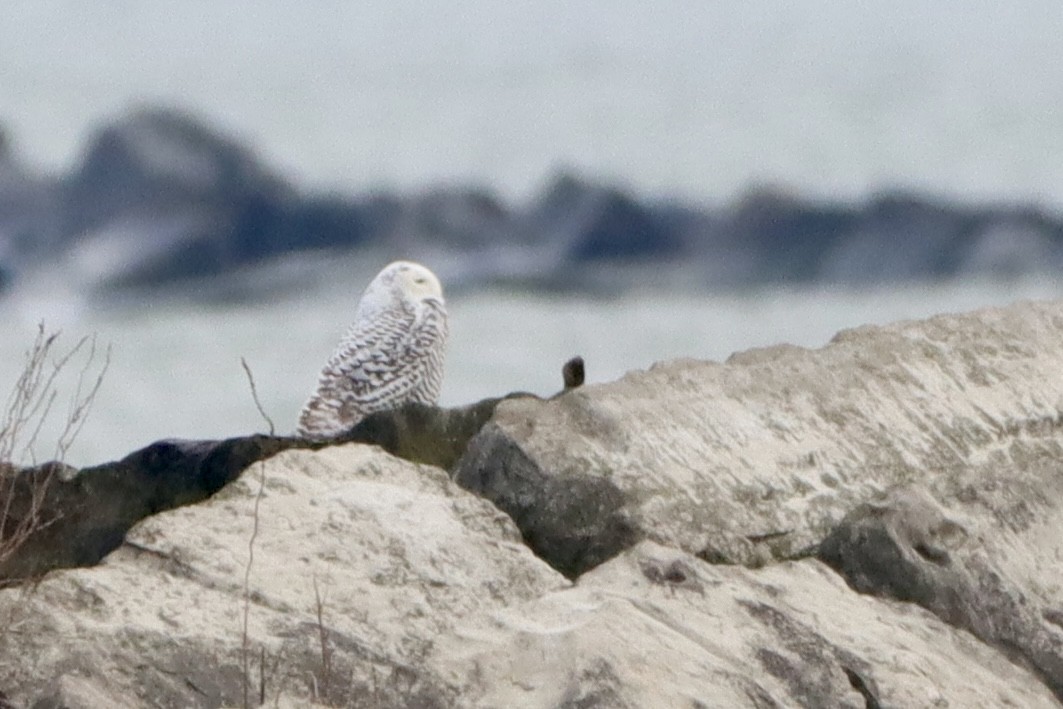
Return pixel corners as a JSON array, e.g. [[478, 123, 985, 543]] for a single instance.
[[0, 393, 524, 583], [0, 435, 302, 582], [455, 300, 1063, 575], [452, 299, 1063, 701], [439, 541, 1059, 708], [5, 301, 1063, 705], [820, 485, 1063, 700], [0, 444, 565, 707]]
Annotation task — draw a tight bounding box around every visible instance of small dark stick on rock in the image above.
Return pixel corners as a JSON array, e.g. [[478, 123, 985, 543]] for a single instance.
[[562, 356, 585, 391]]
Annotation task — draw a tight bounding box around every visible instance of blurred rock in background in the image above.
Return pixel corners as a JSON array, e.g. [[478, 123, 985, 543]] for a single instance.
[[1, 107, 1061, 302]]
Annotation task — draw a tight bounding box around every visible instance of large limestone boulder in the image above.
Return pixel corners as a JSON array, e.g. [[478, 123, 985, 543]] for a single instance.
[[5, 300, 1063, 705], [0, 444, 565, 707], [0, 393, 520, 584], [454, 300, 1063, 700], [455, 300, 1063, 575], [438, 541, 1059, 708]]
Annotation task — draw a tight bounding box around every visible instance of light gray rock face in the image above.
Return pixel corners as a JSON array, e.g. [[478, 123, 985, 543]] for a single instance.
[[438, 542, 1060, 708], [0, 444, 566, 708], [455, 300, 1063, 574], [0, 394, 526, 584], [5, 301, 1063, 706], [454, 300, 1063, 700], [820, 484, 1063, 700]]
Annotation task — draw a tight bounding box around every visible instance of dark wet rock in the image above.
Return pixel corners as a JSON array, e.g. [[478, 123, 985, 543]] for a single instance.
[[340, 396, 515, 471], [0, 435, 306, 583], [454, 420, 640, 579]]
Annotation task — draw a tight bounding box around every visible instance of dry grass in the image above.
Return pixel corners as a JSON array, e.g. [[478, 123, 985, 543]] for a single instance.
[[0, 323, 109, 569]]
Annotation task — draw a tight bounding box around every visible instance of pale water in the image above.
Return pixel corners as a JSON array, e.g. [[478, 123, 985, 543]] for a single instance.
[[2, 1, 1063, 206], [2, 278, 1062, 467]]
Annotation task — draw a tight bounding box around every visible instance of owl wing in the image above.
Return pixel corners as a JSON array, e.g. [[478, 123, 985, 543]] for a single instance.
[[297, 301, 445, 439]]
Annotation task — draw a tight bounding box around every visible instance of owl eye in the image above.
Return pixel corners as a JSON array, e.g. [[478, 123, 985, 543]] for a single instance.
[[414, 277, 428, 285]]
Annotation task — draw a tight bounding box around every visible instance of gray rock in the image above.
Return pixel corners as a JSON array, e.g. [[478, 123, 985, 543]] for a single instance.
[[527, 172, 684, 261], [958, 218, 1063, 278], [6, 300, 1063, 704], [820, 486, 1063, 700], [374, 187, 518, 253], [0, 127, 61, 276], [63, 107, 289, 232], [7, 109, 1063, 298], [439, 541, 1058, 708], [0, 444, 565, 708], [452, 300, 1063, 701], [455, 300, 1063, 576]]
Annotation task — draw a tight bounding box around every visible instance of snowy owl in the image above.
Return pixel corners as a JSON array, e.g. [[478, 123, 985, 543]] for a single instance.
[[297, 261, 448, 440]]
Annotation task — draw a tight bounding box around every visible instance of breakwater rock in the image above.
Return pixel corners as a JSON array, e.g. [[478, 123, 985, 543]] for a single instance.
[[2, 301, 1063, 706], [2, 108, 1063, 300]]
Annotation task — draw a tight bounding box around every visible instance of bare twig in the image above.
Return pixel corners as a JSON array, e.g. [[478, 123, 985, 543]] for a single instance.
[[240, 357, 275, 436], [239, 358, 273, 708]]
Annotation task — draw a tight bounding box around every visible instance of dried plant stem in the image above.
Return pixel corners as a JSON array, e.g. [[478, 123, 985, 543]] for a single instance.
[[239, 357, 274, 708], [240, 357, 276, 437], [0, 323, 109, 567]]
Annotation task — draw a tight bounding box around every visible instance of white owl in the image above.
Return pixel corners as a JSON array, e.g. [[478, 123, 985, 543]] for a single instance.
[[297, 261, 449, 440]]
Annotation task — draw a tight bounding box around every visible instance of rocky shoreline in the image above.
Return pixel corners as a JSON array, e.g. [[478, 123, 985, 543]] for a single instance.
[[2, 300, 1063, 706], [2, 108, 1063, 301]]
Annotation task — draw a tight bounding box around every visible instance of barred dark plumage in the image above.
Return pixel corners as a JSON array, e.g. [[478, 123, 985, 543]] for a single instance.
[[297, 261, 449, 440]]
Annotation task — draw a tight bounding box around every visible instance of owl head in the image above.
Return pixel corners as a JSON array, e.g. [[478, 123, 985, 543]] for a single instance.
[[389, 261, 444, 305], [358, 261, 445, 316]]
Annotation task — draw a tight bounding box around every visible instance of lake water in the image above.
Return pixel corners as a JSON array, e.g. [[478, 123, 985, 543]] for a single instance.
[[2, 278, 1062, 467], [2, 1, 1062, 207]]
